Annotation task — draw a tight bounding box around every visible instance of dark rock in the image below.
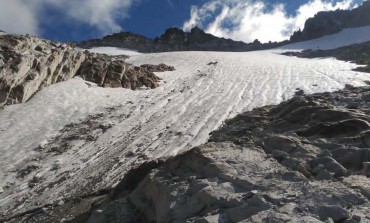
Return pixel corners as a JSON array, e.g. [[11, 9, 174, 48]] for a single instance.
[[290, 1, 370, 42], [225, 196, 271, 222], [78, 26, 289, 53], [317, 205, 349, 222], [316, 169, 333, 180], [297, 119, 370, 138], [140, 63, 175, 72], [311, 156, 347, 177], [331, 147, 367, 170]]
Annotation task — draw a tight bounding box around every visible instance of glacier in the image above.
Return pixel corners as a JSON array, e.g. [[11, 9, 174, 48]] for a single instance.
[[1, 26, 370, 216]]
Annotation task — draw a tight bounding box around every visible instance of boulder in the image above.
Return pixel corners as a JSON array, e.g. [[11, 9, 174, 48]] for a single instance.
[[317, 205, 349, 222]]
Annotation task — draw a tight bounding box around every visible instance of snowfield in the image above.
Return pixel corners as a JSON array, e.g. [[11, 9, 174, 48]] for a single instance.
[[280, 25, 370, 50], [80, 46, 142, 56], [1, 28, 370, 216]]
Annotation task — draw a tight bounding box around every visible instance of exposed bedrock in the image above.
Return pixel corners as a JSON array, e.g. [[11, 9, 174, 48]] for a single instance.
[[0, 34, 86, 106], [0, 33, 174, 106], [9, 85, 370, 222], [104, 85, 370, 222]]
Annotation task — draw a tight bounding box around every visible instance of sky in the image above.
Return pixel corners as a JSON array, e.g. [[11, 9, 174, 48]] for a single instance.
[[0, 0, 365, 43]]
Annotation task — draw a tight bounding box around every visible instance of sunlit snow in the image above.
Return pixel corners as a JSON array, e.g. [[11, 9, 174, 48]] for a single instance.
[[79, 46, 142, 56], [1, 27, 370, 215]]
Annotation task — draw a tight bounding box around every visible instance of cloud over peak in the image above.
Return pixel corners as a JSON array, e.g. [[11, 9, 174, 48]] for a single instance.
[[183, 0, 360, 43]]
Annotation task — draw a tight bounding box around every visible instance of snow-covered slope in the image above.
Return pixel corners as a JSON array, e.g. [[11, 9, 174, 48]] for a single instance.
[[80, 46, 142, 56], [1, 31, 370, 216], [281, 25, 370, 50]]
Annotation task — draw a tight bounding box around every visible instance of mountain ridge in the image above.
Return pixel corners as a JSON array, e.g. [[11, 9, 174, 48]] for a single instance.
[[290, 0, 370, 42], [78, 0, 370, 53], [77, 27, 288, 53]]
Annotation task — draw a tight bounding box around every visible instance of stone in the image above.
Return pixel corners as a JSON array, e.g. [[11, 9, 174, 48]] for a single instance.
[[318, 205, 349, 222], [316, 169, 333, 180], [225, 197, 271, 222], [361, 92, 370, 102], [343, 219, 357, 223], [0, 186, 3, 194], [311, 157, 347, 177], [352, 215, 362, 222], [287, 216, 323, 223], [298, 119, 370, 138]]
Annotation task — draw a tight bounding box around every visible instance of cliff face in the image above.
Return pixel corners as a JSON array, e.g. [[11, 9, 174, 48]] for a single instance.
[[78, 27, 286, 53], [290, 1, 370, 42], [0, 34, 86, 105], [0, 33, 174, 106]]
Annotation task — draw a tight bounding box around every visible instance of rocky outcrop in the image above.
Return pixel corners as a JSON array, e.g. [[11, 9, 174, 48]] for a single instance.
[[8, 85, 370, 222], [282, 41, 370, 73], [0, 33, 86, 106], [79, 54, 173, 89], [78, 27, 288, 53], [77, 32, 155, 52], [0, 33, 174, 106], [290, 0, 370, 42]]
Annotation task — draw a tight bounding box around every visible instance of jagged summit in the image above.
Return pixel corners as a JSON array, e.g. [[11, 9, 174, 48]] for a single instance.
[[78, 1, 370, 53], [77, 26, 286, 53]]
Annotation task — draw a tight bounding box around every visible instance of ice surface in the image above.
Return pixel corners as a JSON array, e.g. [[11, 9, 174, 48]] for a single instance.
[[1, 29, 370, 215]]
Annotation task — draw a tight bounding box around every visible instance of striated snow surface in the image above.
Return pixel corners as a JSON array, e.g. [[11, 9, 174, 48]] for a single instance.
[[1, 30, 370, 216]]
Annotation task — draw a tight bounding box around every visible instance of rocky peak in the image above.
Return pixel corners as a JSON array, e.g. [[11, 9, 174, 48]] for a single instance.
[[290, 0, 370, 42], [188, 26, 214, 44], [77, 26, 287, 53], [154, 27, 186, 45], [78, 32, 154, 51]]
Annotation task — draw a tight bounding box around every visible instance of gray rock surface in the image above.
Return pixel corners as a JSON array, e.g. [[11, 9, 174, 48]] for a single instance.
[[318, 205, 349, 222], [0, 34, 174, 107], [6, 85, 370, 222], [0, 34, 86, 105]]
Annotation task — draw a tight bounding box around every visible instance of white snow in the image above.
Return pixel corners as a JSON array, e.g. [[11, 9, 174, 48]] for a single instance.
[[78, 46, 142, 56], [1, 27, 370, 215], [280, 25, 370, 50]]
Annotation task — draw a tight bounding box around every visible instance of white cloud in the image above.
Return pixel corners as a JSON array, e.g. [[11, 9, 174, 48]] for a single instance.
[[183, 0, 360, 43], [0, 0, 39, 35], [0, 0, 137, 36]]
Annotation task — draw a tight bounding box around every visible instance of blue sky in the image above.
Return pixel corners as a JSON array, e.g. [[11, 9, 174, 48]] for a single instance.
[[0, 0, 364, 43]]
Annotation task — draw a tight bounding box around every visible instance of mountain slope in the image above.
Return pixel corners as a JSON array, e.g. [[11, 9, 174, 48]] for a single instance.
[[2, 29, 370, 220], [2, 8, 370, 221]]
